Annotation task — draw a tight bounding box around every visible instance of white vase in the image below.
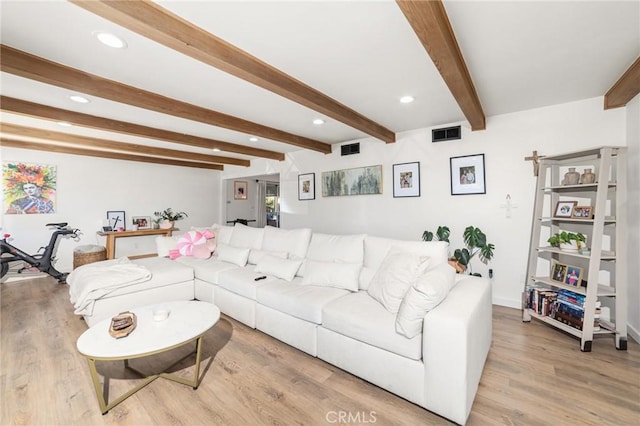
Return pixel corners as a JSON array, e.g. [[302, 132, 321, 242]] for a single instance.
[[159, 220, 174, 229], [560, 241, 579, 252]]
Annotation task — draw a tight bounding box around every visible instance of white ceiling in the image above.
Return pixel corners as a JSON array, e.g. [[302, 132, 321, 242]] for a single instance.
[[1, 0, 638, 164]]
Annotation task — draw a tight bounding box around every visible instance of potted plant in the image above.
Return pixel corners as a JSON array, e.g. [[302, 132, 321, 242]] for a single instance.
[[153, 208, 188, 229], [547, 231, 586, 252], [422, 225, 495, 275]]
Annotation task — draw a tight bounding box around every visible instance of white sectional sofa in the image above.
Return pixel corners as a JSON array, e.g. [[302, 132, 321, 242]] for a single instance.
[[68, 223, 492, 425]]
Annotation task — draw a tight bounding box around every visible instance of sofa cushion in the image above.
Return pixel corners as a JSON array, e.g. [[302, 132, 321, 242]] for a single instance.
[[306, 233, 365, 263], [396, 262, 457, 338], [262, 226, 312, 260], [211, 223, 235, 245], [321, 291, 422, 360], [257, 279, 349, 324], [360, 237, 448, 290], [217, 265, 277, 300], [301, 259, 361, 292], [229, 223, 264, 250], [216, 243, 250, 267], [255, 255, 302, 282], [367, 247, 431, 313], [248, 248, 288, 265], [174, 256, 238, 284], [155, 235, 179, 257]]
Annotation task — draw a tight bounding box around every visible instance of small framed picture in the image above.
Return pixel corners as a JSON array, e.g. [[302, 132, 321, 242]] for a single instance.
[[564, 265, 583, 287], [234, 181, 248, 200], [132, 216, 151, 229], [393, 162, 420, 198], [450, 154, 486, 195], [107, 210, 126, 230], [298, 173, 315, 200], [571, 206, 593, 219], [550, 261, 567, 283], [553, 201, 577, 218]]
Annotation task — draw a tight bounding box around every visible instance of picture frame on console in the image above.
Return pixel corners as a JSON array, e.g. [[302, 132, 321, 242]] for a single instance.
[[234, 181, 248, 200], [132, 216, 151, 229], [450, 154, 486, 195], [393, 162, 420, 198], [298, 173, 315, 200], [106, 210, 126, 231]]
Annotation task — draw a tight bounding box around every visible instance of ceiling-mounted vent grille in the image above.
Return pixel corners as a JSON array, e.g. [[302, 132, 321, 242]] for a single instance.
[[341, 142, 360, 156], [432, 125, 461, 142]]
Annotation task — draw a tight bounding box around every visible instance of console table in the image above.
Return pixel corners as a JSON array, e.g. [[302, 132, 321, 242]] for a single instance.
[[97, 228, 176, 259]]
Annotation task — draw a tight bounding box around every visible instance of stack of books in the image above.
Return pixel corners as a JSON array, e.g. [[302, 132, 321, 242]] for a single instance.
[[526, 287, 557, 316], [551, 290, 600, 331]]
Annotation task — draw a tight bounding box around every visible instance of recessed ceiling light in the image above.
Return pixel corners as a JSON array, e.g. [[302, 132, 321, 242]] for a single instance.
[[249, 137, 259, 142], [57, 121, 73, 127], [213, 148, 221, 152], [400, 96, 415, 104], [69, 95, 89, 104], [313, 118, 325, 125], [94, 31, 127, 49]]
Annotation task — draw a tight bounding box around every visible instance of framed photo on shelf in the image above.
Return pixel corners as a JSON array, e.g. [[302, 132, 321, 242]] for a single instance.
[[234, 181, 248, 200], [450, 154, 486, 195], [392, 162, 420, 198], [132, 216, 151, 229], [550, 261, 567, 283], [298, 173, 315, 200], [553, 201, 577, 218], [571, 206, 593, 219], [107, 210, 126, 230], [564, 265, 583, 287]]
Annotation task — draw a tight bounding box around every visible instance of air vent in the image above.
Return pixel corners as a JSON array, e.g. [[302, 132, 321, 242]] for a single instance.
[[341, 142, 360, 156], [432, 125, 461, 142]]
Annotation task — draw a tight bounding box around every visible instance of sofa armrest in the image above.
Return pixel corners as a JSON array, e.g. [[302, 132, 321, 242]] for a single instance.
[[422, 275, 492, 425]]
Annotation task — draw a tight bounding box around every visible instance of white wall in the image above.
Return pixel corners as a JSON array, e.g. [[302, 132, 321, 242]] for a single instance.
[[1, 148, 222, 271], [626, 94, 639, 341], [223, 97, 632, 313]]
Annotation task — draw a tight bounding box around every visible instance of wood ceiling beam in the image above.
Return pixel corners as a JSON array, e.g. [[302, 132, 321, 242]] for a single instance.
[[1, 138, 222, 170], [396, 0, 486, 130], [0, 123, 234, 167], [70, 0, 396, 144], [0, 45, 331, 154], [0, 96, 283, 161], [604, 57, 640, 109]]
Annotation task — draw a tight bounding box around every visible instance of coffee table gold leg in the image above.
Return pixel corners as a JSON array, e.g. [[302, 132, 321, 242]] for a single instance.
[[192, 336, 203, 389], [86, 358, 108, 414]]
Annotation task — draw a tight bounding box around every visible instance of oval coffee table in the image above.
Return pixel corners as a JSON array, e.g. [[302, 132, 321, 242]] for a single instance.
[[77, 300, 220, 414]]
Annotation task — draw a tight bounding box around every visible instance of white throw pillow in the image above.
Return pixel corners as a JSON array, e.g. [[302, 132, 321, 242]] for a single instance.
[[248, 249, 288, 265], [395, 262, 456, 338], [301, 259, 362, 292], [367, 247, 431, 313], [156, 236, 179, 257], [211, 224, 234, 245], [255, 255, 302, 282], [229, 223, 264, 250], [262, 226, 312, 260], [216, 243, 250, 267]]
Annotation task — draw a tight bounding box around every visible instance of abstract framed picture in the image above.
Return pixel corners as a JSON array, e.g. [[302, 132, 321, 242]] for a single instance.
[[450, 154, 486, 195], [322, 165, 382, 197], [107, 211, 126, 230], [298, 173, 315, 200], [3, 162, 57, 214], [234, 181, 248, 200], [393, 162, 420, 198]]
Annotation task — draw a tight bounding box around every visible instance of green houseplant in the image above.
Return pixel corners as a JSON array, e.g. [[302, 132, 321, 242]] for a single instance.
[[422, 225, 495, 275], [547, 231, 586, 252], [154, 208, 188, 229]]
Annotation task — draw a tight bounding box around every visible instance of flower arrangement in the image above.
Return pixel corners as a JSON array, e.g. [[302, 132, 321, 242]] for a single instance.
[[153, 208, 188, 222]]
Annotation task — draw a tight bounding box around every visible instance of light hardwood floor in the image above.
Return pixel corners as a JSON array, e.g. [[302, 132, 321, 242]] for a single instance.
[[1, 277, 638, 425]]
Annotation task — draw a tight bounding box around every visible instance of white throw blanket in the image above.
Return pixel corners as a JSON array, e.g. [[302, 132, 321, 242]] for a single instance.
[[67, 257, 152, 316]]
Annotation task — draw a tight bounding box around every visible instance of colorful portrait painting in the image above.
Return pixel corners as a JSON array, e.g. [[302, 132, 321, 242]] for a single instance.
[[3, 162, 57, 214]]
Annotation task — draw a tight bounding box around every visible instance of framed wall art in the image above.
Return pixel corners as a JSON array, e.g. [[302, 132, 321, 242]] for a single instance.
[[393, 162, 420, 198], [234, 181, 248, 200], [298, 173, 315, 200], [3, 162, 57, 214], [450, 154, 486, 195], [107, 211, 126, 230], [322, 165, 382, 197]]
